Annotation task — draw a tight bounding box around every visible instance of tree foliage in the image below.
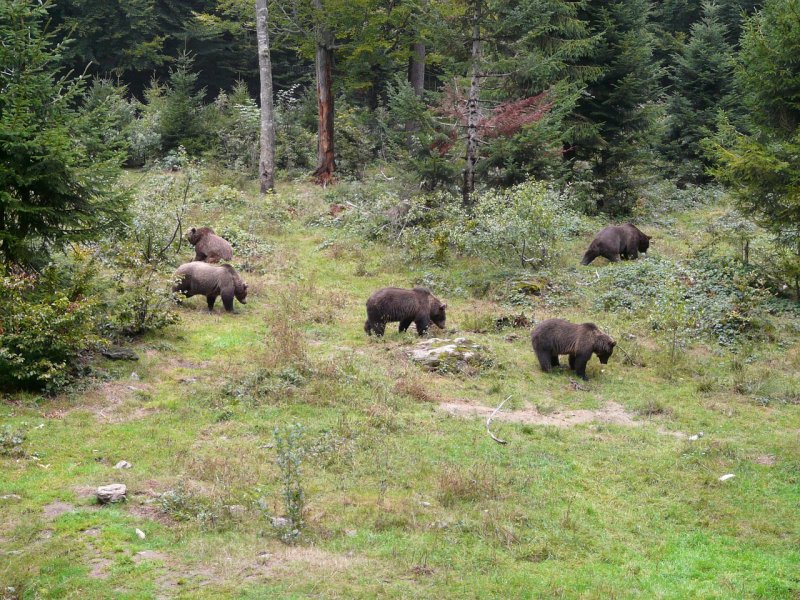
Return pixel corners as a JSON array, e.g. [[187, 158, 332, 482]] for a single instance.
[[0, 0, 127, 267]]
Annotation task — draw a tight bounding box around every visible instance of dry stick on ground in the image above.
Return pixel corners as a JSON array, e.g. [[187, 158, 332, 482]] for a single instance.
[[487, 395, 512, 445]]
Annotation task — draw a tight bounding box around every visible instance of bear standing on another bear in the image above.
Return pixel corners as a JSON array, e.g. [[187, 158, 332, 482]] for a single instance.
[[173, 262, 248, 312], [186, 227, 233, 263], [531, 318, 615, 380], [364, 287, 447, 336], [581, 223, 651, 265]]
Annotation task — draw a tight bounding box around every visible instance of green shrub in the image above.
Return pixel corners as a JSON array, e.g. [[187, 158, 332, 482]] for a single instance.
[[0, 272, 98, 391], [0, 425, 26, 457]]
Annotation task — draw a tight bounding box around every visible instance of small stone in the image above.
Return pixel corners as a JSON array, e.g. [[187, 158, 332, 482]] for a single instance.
[[135, 528, 146, 540], [420, 501, 432, 507], [271, 516, 290, 528], [101, 347, 139, 361], [113, 460, 132, 470], [345, 529, 357, 537], [130, 372, 140, 381], [688, 432, 704, 441], [227, 505, 246, 518], [718, 473, 735, 482], [96, 484, 127, 504], [1, 494, 22, 501]]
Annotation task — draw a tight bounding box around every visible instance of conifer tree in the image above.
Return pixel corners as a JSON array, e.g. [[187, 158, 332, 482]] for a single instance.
[[570, 0, 662, 213], [160, 53, 208, 154], [0, 0, 126, 267], [663, 2, 735, 183]]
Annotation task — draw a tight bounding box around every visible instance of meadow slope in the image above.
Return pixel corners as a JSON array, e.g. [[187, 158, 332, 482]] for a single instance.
[[1, 179, 799, 599]]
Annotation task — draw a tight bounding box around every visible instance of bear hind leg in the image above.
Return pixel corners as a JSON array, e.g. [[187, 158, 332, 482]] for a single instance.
[[399, 318, 413, 333], [568, 354, 576, 370], [551, 355, 560, 368], [207, 295, 217, 312]]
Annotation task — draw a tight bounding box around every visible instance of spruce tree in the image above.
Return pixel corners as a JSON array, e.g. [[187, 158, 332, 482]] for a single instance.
[[160, 53, 207, 154], [0, 0, 126, 267], [709, 0, 800, 295], [570, 0, 662, 213], [663, 2, 735, 183]]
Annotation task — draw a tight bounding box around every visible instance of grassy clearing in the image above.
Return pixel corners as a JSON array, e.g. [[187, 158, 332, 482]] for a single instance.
[[1, 176, 799, 599]]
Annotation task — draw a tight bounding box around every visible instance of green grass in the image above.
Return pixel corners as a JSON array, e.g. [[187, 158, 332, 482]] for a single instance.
[[1, 176, 799, 599]]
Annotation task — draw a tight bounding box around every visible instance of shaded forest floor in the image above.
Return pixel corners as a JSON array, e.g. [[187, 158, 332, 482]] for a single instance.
[[2, 175, 799, 599]]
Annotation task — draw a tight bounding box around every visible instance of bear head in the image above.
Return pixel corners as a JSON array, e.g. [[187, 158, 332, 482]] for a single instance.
[[594, 332, 616, 364], [429, 299, 447, 330], [186, 226, 214, 246]]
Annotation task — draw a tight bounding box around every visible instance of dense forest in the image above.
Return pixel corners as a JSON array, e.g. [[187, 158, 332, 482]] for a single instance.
[[2, 0, 800, 597]]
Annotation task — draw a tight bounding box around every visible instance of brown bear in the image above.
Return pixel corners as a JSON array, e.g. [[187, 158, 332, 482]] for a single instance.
[[531, 318, 615, 380], [173, 262, 247, 312], [364, 287, 447, 336], [186, 227, 233, 263], [581, 224, 651, 265]]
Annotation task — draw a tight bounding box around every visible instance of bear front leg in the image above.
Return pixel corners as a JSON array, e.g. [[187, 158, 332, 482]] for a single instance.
[[535, 349, 553, 373], [398, 318, 413, 333], [221, 290, 235, 312], [373, 322, 386, 336], [573, 352, 591, 380], [568, 354, 576, 370], [207, 294, 217, 312], [551, 355, 560, 368], [414, 318, 430, 336]]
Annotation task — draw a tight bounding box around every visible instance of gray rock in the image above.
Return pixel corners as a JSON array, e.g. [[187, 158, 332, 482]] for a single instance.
[[96, 484, 127, 504], [101, 347, 139, 361], [271, 516, 290, 529], [406, 337, 487, 372], [113, 460, 132, 470], [130, 372, 140, 381]]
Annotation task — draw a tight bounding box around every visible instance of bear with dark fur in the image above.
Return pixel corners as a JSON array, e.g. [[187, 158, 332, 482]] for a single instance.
[[173, 262, 247, 312], [581, 224, 651, 265], [364, 287, 447, 336], [531, 318, 615, 380], [186, 227, 233, 263]]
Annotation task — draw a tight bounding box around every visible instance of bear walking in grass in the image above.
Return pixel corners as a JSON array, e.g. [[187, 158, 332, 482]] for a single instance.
[[186, 226, 233, 263], [531, 318, 615, 381], [364, 287, 447, 336], [173, 262, 247, 312], [581, 224, 651, 265]]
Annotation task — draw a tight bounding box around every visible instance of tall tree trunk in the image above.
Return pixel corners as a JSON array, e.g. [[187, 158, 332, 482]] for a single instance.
[[409, 42, 425, 97], [463, 0, 482, 207], [313, 0, 335, 186], [404, 42, 426, 143], [255, 0, 275, 193]]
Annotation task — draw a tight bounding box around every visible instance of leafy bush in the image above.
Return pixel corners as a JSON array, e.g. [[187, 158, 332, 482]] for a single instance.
[[593, 252, 771, 346], [329, 180, 585, 268], [0, 425, 26, 457], [98, 160, 197, 335], [211, 82, 260, 172], [0, 272, 98, 391], [271, 423, 306, 544]]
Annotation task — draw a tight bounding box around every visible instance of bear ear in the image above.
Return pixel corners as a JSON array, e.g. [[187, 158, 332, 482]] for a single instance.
[[440, 303, 447, 310], [646, 234, 652, 240], [190, 227, 196, 233], [610, 339, 617, 347]]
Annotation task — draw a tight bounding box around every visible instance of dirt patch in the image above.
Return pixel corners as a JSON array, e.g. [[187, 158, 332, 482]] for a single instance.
[[51, 381, 157, 424], [88, 557, 112, 579], [439, 399, 638, 427], [242, 546, 365, 581], [135, 550, 168, 564], [43, 501, 74, 519], [755, 454, 776, 466]]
